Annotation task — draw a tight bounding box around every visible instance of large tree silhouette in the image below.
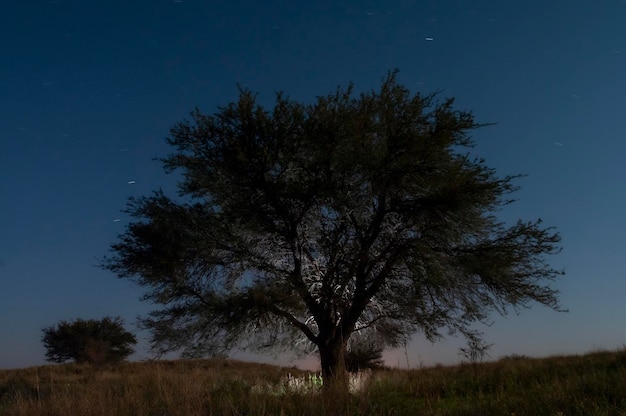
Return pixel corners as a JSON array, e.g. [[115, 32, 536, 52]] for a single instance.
[[103, 72, 563, 385]]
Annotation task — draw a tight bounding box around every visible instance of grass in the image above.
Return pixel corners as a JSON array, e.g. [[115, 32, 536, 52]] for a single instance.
[[1, 348, 626, 415]]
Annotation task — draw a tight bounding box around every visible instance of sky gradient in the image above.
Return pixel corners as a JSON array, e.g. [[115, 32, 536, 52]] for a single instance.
[[1, 0, 625, 370]]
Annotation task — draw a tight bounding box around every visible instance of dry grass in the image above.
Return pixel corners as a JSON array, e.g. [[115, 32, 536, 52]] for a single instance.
[[2, 349, 626, 415]]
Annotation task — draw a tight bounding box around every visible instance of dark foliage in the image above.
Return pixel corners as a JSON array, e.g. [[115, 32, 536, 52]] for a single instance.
[[42, 317, 137, 365], [345, 336, 384, 372], [103, 70, 564, 383]]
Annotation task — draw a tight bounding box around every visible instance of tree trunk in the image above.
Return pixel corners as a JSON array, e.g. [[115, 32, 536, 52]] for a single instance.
[[318, 338, 351, 415], [319, 338, 349, 393]]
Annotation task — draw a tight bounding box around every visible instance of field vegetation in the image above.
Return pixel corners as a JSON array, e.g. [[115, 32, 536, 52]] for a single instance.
[[2, 348, 626, 415]]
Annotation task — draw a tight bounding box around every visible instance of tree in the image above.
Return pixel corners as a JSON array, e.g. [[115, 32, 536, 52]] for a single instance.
[[42, 317, 137, 365], [458, 332, 493, 376], [103, 71, 563, 386], [344, 334, 384, 373]]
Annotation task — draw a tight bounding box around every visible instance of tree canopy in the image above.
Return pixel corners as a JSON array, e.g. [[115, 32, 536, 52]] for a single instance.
[[42, 317, 137, 365], [103, 71, 563, 383]]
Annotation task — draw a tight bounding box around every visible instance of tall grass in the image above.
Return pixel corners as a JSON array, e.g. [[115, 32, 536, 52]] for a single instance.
[[2, 348, 626, 415]]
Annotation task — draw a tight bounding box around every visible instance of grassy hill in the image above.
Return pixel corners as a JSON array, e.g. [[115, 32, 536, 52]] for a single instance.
[[1, 348, 625, 415]]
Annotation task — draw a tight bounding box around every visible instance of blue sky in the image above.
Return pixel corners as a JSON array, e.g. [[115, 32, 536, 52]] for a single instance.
[[1, 0, 625, 370]]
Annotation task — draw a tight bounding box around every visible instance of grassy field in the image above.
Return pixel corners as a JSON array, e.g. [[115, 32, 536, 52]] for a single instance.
[[1, 348, 626, 415]]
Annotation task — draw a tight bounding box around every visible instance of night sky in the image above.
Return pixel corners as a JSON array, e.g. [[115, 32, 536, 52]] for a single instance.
[[1, 0, 625, 370]]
